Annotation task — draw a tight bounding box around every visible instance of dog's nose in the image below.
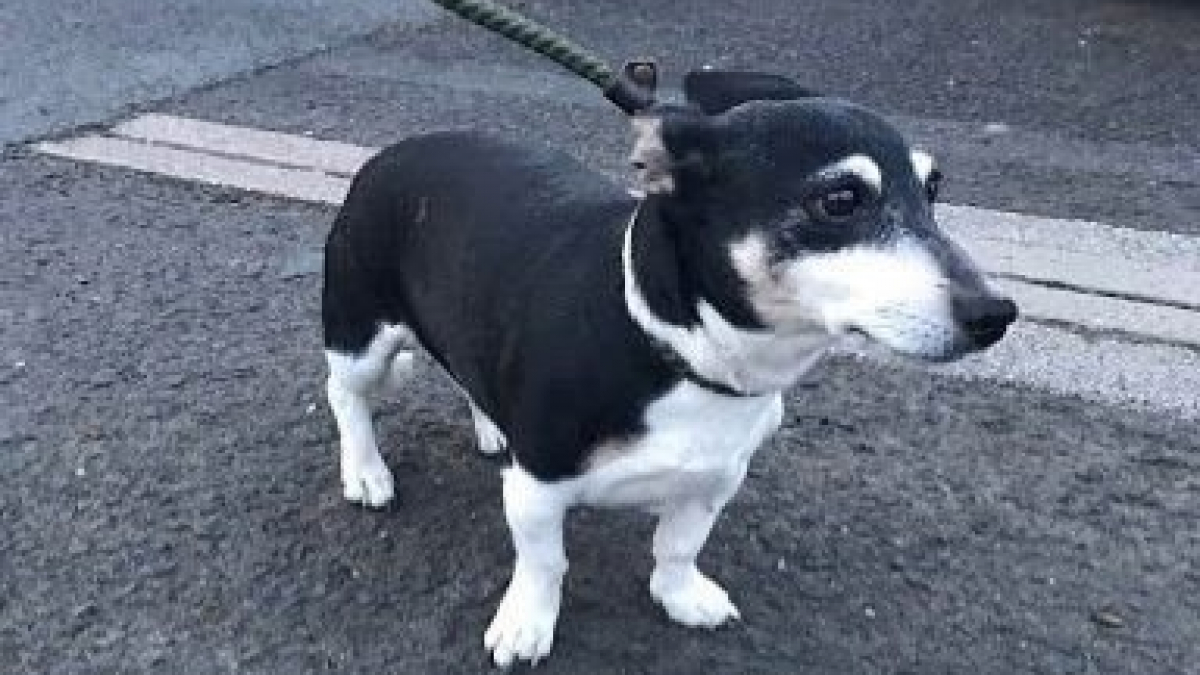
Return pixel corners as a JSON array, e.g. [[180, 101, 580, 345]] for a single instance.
[[953, 295, 1018, 349]]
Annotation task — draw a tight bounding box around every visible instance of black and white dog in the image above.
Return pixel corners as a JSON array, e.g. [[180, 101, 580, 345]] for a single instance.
[[321, 70, 1016, 667]]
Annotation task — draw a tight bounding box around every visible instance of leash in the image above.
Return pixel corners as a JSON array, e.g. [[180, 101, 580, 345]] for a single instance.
[[426, 0, 658, 114]]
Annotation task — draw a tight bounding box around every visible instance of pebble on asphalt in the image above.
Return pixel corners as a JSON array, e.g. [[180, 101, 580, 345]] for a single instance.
[[1090, 608, 1125, 629]]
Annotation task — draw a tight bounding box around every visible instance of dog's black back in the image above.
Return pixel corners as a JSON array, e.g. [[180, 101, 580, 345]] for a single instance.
[[324, 132, 682, 478]]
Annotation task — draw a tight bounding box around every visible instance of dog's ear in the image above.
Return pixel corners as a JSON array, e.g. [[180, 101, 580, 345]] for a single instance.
[[629, 107, 719, 194], [683, 69, 817, 115], [630, 115, 675, 194]]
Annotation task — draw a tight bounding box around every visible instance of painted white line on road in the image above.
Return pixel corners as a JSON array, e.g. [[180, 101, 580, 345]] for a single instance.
[[995, 278, 1200, 345], [854, 320, 1200, 420], [943, 205, 1200, 310], [956, 322, 1200, 420], [111, 113, 376, 177], [35, 114, 1200, 352], [36, 134, 350, 205]]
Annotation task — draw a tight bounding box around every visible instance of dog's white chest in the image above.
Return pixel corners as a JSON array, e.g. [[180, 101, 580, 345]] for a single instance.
[[577, 383, 784, 511]]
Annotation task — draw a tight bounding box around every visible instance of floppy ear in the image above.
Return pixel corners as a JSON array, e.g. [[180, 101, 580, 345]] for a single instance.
[[683, 69, 817, 115], [629, 108, 718, 194]]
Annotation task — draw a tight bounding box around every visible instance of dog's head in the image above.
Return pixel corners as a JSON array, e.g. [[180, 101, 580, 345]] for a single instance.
[[629, 70, 1016, 362]]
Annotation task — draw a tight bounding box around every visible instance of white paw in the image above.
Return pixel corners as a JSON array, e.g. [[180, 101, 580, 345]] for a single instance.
[[470, 404, 507, 455], [650, 567, 740, 628], [484, 577, 561, 668], [341, 452, 395, 508]]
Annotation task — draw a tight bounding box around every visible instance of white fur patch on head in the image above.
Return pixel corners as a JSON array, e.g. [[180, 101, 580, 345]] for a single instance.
[[629, 116, 675, 193], [729, 235, 791, 323], [777, 239, 965, 359], [819, 154, 882, 192], [622, 214, 836, 394], [910, 150, 936, 183]]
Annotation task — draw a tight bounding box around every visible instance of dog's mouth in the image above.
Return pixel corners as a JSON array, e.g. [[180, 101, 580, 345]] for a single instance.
[[843, 325, 870, 339], [836, 324, 898, 357], [832, 292, 1017, 363], [837, 320, 972, 363]]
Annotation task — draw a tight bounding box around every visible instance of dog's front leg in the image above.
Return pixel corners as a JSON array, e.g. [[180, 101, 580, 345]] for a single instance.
[[649, 498, 741, 627], [485, 465, 571, 667]]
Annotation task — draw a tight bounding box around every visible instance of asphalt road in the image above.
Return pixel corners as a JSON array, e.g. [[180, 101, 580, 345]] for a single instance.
[[0, 0, 439, 145], [2, 1, 1199, 673]]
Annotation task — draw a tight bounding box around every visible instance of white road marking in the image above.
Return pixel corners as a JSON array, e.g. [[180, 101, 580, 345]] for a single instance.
[[34, 113, 1200, 416], [910, 322, 1200, 420], [994, 277, 1200, 345], [112, 113, 375, 176], [942, 204, 1200, 311], [37, 133, 350, 204]]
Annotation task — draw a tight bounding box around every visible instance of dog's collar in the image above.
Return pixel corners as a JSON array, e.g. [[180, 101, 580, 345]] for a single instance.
[[653, 342, 750, 397], [622, 203, 751, 398]]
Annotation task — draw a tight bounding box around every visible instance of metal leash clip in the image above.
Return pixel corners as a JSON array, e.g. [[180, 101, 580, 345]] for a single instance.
[[604, 59, 659, 114]]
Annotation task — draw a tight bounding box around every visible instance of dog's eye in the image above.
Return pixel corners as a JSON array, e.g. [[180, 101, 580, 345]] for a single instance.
[[925, 169, 942, 203], [809, 187, 864, 222]]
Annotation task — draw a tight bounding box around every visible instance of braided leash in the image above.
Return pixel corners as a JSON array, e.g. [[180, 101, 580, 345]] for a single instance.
[[427, 0, 656, 114]]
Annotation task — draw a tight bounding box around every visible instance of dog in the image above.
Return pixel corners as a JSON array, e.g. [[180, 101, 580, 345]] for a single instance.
[[321, 69, 1017, 667]]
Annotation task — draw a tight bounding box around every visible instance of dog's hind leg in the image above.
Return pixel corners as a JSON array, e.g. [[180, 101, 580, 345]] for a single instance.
[[445, 379, 507, 455], [324, 323, 411, 508], [383, 348, 416, 393], [469, 400, 507, 456]]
